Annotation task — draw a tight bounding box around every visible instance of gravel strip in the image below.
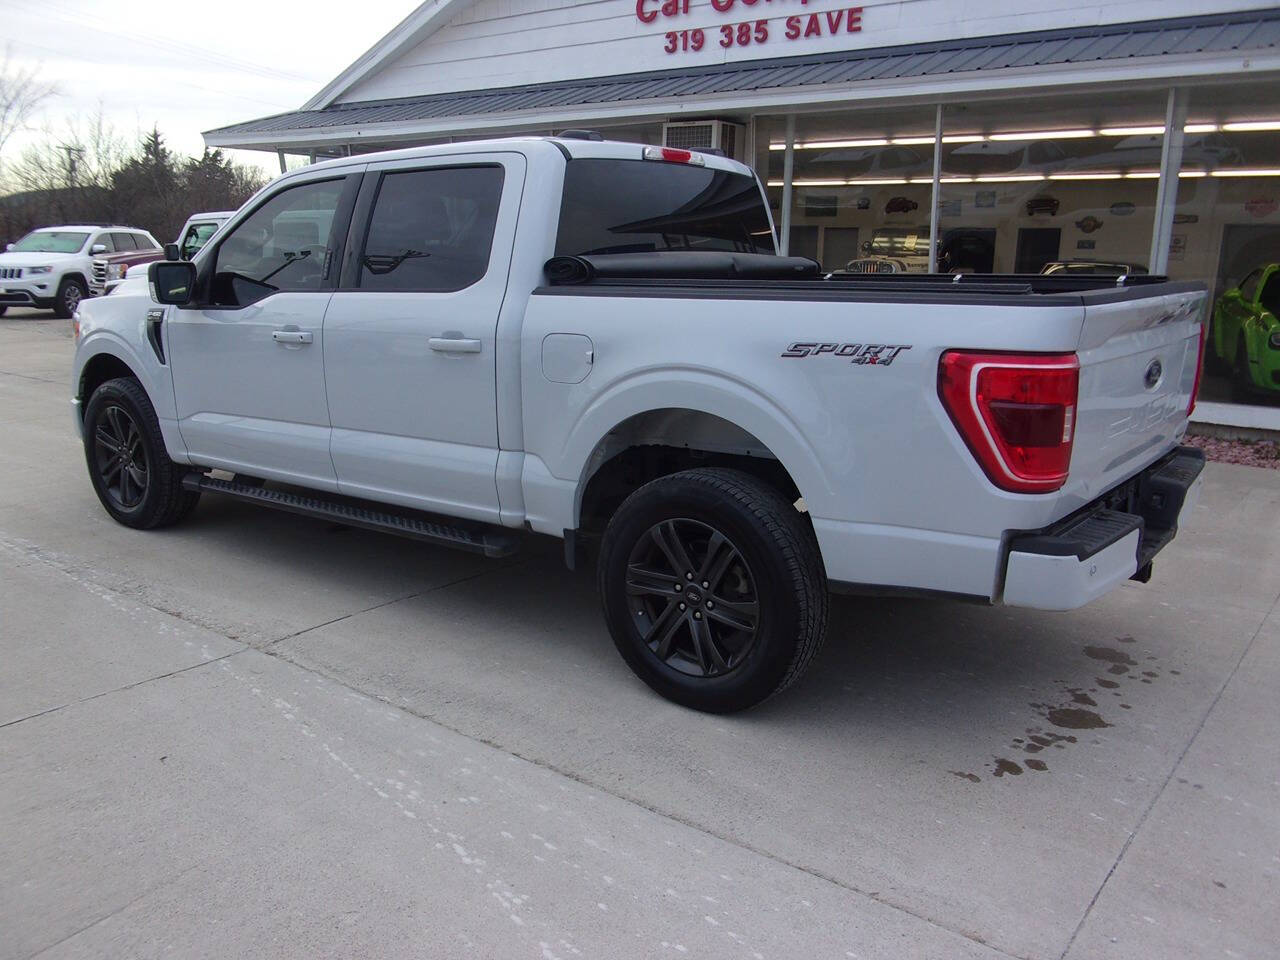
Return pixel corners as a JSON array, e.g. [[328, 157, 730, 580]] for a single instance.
[[1184, 434, 1280, 469]]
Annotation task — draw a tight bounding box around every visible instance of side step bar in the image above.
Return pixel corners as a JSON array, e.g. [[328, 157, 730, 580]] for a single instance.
[[183, 473, 520, 558]]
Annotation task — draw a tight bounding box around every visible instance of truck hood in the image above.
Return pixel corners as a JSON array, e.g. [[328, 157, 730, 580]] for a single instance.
[[0, 251, 80, 267]]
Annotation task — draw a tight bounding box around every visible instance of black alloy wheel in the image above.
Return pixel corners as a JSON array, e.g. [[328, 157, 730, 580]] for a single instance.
[[82, 377, 199, 528], [626, 518, 760, 678], [92, 403, 150, 510], [55, 277, 86, 319], [599, 468, 827, 713]]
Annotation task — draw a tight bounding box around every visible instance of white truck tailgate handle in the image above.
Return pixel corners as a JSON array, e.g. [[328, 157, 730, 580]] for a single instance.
[[272, 330, 313, 344], [429, 337, 482, 354]]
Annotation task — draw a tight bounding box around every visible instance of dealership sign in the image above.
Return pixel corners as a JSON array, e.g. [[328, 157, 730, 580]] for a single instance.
[[636, 0, 864, 55]]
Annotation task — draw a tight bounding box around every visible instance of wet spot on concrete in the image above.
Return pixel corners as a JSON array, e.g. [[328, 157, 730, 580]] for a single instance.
[[1143, 671, 1159, 678], [1117, 636, 1136, 644], [1068, 689, 1098, 707], [950, 771, 981, 783], [1087, 646, 1138, 677], [1141, 678, 1152, 684], [993, 759, 1023, 777], [1096, 678, 1120, 689], [1047, 707, 1111, 730], [1193, 783, 1204, 790], [1170, 669, 1181, 676], [1025, 759, 1048, 772], [1120, 703, 1131, 709], [1213, 880, 1226, 889]]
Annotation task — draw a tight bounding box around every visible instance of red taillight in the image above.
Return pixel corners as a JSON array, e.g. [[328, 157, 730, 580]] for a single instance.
[[1187, 324, 1205, 417], [939, 351, 1080, 494]]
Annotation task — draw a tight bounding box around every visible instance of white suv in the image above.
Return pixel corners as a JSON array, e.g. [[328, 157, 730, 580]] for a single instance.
[[0, 225, 160, 318]]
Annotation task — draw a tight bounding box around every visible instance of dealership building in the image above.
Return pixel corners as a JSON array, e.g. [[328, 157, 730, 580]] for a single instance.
[[205, 0, 1280, 428]]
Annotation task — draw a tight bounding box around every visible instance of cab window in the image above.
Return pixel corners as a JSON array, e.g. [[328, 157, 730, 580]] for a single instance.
[[211, 178, 345, 305], [1259, 273, 1280, 317], [357, 166, 504, 292], [111, 232, 138, 251]]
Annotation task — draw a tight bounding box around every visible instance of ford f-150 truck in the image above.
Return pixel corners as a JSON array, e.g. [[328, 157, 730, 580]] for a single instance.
[[70, 136, 1207, 712]]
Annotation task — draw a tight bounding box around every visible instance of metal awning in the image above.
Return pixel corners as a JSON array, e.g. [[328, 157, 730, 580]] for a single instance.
[[205, 9, 1280, 148]]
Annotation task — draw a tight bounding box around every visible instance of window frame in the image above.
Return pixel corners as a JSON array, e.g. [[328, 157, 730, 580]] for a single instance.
[[193, 171, 362, 310], [338, 162, 506, 294], [1240, 268, 1264, 303]]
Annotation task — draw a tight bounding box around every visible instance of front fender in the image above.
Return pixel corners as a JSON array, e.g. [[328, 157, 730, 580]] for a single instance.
[[73, 297, 187, 461]]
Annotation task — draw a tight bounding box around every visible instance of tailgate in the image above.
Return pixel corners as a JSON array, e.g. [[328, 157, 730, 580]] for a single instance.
[[1068, 287, 1206, 503]]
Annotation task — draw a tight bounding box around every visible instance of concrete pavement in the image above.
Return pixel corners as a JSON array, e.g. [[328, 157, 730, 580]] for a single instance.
[[2, 309, 1277, 959]]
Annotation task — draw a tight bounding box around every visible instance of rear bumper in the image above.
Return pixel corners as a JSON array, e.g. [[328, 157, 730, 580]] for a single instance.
[[1002, 446, 1205, 610]]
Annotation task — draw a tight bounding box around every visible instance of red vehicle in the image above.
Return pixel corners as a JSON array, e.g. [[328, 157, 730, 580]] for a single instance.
[[89, 231, 164, 295]]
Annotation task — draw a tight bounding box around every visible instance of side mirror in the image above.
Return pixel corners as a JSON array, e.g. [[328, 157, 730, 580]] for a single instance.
[[149, 261, 196, 306], [164, 243, 180, 261], [4, 242, 12, 251], [91, 243, 107, 254]]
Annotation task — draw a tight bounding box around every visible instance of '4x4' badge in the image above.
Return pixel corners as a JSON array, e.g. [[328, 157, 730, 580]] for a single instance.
[[781, 343, 911, 365]]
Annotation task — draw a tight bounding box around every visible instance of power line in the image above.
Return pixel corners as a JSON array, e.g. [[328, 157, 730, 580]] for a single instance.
[[2, 0, 328, 87]]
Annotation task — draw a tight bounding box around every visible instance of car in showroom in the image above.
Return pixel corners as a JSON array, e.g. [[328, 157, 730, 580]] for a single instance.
[[1, 225, 160, 317], [1210, 263, 1280, 396], [1041, 260, 1149, 277]]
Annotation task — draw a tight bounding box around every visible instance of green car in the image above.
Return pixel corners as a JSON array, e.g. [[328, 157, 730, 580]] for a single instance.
[[1211, 263, 1280, 396]]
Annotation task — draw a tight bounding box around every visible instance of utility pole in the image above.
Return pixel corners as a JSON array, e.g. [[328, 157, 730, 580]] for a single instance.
[[58, 144, 83, 188]]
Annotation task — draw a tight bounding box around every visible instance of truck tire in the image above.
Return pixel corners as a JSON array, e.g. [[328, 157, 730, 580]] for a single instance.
[[598, 468, 827, 713], [83, 377, 199, 529], [53, 276, 87, 319]]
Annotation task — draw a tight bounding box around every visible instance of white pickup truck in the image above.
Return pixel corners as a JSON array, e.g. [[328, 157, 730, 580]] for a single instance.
[[70, 136, 1207, 712]]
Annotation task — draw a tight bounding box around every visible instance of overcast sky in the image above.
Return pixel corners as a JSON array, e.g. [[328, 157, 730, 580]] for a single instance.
[[0, 0, 414, 177]]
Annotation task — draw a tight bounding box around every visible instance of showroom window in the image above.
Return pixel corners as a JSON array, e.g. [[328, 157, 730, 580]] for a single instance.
[[1169, 81, 1280, 409], [935, 90, 1169, 277], [756, 106, 939, 272]]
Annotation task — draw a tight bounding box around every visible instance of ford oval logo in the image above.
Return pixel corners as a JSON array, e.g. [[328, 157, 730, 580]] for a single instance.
[[1144, 359, 1163, 390]]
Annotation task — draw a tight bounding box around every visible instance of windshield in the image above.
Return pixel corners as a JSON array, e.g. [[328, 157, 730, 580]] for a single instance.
[[11, 231, 89, 254], [869, 228, 930, 258], [555, 158, 774, 257]]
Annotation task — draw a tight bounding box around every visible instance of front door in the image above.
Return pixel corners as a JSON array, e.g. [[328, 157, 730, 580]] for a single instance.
[[168, 173, 359, 490], [322, 154, 524, 524]]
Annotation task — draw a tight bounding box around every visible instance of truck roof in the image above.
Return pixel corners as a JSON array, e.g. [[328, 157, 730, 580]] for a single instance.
[[286, 137, 755, 181]]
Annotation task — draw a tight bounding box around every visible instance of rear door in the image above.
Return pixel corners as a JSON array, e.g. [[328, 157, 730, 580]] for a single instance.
[[322, 153, 524, 524], [167, 171, 361, 488]]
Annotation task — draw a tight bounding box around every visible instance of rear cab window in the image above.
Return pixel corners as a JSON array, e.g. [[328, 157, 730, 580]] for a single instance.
[[554, 158, 774, 257], [357, 165, 504, 292]]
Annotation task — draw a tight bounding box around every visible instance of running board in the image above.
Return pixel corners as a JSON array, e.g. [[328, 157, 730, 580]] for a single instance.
[[183, 474, 519, 558]]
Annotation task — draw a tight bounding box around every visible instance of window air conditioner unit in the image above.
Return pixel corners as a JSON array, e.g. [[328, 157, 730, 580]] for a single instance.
[[663, 120, 745, 160]]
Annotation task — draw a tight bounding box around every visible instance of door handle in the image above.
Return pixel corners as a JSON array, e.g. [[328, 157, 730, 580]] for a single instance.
[[429, 337, 482, 354], [272, 330, 313, 344]]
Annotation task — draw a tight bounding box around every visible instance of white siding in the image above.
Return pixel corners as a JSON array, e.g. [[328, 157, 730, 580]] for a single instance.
[[339, 0, 1264, 104]]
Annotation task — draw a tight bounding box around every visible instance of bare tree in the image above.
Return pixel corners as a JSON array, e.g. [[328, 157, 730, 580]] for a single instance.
[[0, 47, 58, 168]]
